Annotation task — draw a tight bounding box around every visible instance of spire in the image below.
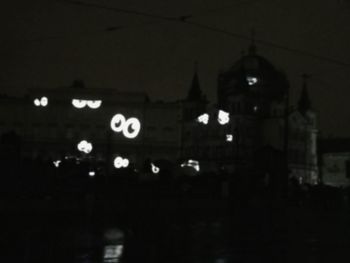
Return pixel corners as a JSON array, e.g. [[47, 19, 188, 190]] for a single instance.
[[298, 73, 312, 115], [248, 28, 257, 55], [187, 62, 203, 101]]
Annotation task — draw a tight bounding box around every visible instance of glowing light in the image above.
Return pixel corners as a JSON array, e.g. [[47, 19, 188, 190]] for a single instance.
[[123, 117, 141, 139], [103, 245, 124, 263], [89, 171, 95, 177], [114, 156, 129, 169], [87, 100, 102, 109], [197, 113, 209, 125], [53, 160, 61, 168], [41, 97, 48, 107], [34, 97, 48, 107], [181, 159, 200, 172], [151, 163, 160, 174], [247, 76, 258, 85], [122, 158, 129, 168], [218, 110, 230, 125], [110, 114, 141, 139], [226, 134, 233, 142], [72, 99, 102, 109], [72, 99, 87, 109], [77, 140, 93, 154], [34, 99, 40, 106], [110, 114, 126, 133], [253, 105, 258, 112]]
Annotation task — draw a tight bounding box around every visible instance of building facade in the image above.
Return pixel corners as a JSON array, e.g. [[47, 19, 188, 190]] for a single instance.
[[0, 47, 319, 183]]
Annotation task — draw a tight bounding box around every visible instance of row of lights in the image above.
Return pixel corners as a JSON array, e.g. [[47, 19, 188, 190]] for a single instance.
[[34, 97, 102, 109], [197, 111, 234, 142], [56, 139, 200, 174], [197, 110, 230, 126]]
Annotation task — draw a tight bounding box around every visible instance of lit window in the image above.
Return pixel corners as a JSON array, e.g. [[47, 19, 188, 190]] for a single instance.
[[77, 140, 93, 154], [110, 114, 141, 139], [181, 159, 200, 172], [197, 113, 209, 125], [246, 76, 258, 85], [217, 110, 230, 125]]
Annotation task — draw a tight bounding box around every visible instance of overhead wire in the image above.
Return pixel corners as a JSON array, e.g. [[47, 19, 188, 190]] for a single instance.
[[22, 0, 350, 68]]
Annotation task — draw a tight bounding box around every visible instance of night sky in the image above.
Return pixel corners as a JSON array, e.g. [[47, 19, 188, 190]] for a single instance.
[[1, 0, 350, 137]]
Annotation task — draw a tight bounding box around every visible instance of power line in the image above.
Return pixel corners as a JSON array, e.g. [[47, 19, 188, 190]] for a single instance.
[[49, 0, 350, 68]]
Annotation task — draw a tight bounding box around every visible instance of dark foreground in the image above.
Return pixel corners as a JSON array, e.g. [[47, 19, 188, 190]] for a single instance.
[[2, 194, 350, 263]]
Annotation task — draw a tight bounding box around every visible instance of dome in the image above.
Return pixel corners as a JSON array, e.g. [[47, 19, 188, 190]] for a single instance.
[[217, 48, 289, 105]]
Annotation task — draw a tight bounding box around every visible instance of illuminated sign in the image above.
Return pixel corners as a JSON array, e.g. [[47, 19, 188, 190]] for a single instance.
[[72, 99, 102, 109], [110, 114, 141, 139], [77, 140, 93, 154], [218, 110, 230, 125], [181, 159, 200, 172], [34, 96, 48, 107], [151, 163, 160, 174], [226, 134, 233, 142], [197, 113, 209, 125], [114, 156, 129, 169]]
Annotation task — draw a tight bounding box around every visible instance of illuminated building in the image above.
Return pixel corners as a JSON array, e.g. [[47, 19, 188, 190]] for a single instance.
[[181, 45, 319, 184], [0, 80, 182, 172], [0, 47, 319, 183]]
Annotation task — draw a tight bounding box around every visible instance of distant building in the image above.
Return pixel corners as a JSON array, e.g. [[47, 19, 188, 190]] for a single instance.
[[0, 47, 319, 183], [182, 44, 319, 184], [318, 138, 350, 187], [0, 80, 182, 172]]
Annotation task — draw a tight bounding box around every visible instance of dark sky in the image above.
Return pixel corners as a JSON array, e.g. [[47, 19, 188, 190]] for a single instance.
[[1, 0, 350, 137]]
